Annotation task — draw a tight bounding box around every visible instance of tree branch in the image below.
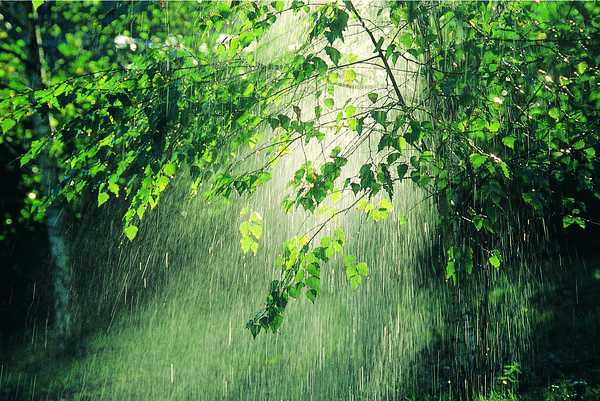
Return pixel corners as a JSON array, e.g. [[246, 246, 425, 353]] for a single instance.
[[346, 0, 407, 107]]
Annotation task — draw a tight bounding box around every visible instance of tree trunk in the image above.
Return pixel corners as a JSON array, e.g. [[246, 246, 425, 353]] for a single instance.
[[23, 1, 72, 351]]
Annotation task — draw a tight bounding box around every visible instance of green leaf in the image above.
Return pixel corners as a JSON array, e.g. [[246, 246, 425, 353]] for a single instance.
[[242, 83, 255, 97], [548, 108, 560, 121], [398, 136, 407, 151], [487, 120, 500, 133], [343, 254, 356, 267], [1, 118, 16, 134], [343, 69, 356, 85], [271, 314, 284, 332], [108, 182, 119, 196], [249, 224, 262, 240], [387, 152, 400, 164], [32, 0, 44, 12], [356, 262, 368, 276], [344, 104, 356, 118], [563, 214, 586, 230], [239, 221, 250, 237], [163, 162, 176, 176], [489, 251, 501, 269], [98, 192, 109, 207], [379, 197, 393, 211], [124, 225, 138, 241], [345, 263, 362, 288], [325, 46, 341, 66], [359, 163, 375, 190], [247, 320, 260, 338], [473, 215, 484, 231], [240, 236, 255, 254], [370, 110, 387, 126], [398, 32, 413, 48], [349, 275, 362, 289], [155, 175, 169, 191], [306, 289, 317, 303], [367, 92, 378, 103], [562, 215, 575, 228], [397, 163, 408, 179], [502, 136, 516, 150], [288, 284, 302, 298], [272, 0, 285, 12], [498, 161, 510, 178], [469, 153, 487, 170], [324, 98, 334, 109], [306, 276, 320, 292]]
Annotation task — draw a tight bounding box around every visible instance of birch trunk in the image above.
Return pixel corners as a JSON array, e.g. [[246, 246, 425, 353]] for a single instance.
[[23, 1, 72, 351]]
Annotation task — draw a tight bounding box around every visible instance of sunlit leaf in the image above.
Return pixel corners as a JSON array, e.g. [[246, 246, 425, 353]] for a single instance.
[[124, 225, 138, 241]]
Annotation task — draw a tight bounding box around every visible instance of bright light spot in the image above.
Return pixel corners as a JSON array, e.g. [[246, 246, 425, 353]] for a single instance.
[[28, 192, 36, 200], [5, 218, 12, 225], [217, 34, 230, 44], [165, 36, 178, 47], [114, 35, 134, 49], [493, 96, 504, 105], [544, 75, 553, 82]]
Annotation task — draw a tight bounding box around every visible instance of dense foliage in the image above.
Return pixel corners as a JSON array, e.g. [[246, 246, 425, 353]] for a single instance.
[[1, 0, 599, 338]]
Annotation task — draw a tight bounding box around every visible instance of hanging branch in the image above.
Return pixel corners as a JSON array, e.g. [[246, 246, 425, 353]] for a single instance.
[[345, 0, 407, 107]]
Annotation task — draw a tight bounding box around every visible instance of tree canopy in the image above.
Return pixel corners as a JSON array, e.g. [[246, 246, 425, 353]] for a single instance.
[[2, 0, 599, 338]]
